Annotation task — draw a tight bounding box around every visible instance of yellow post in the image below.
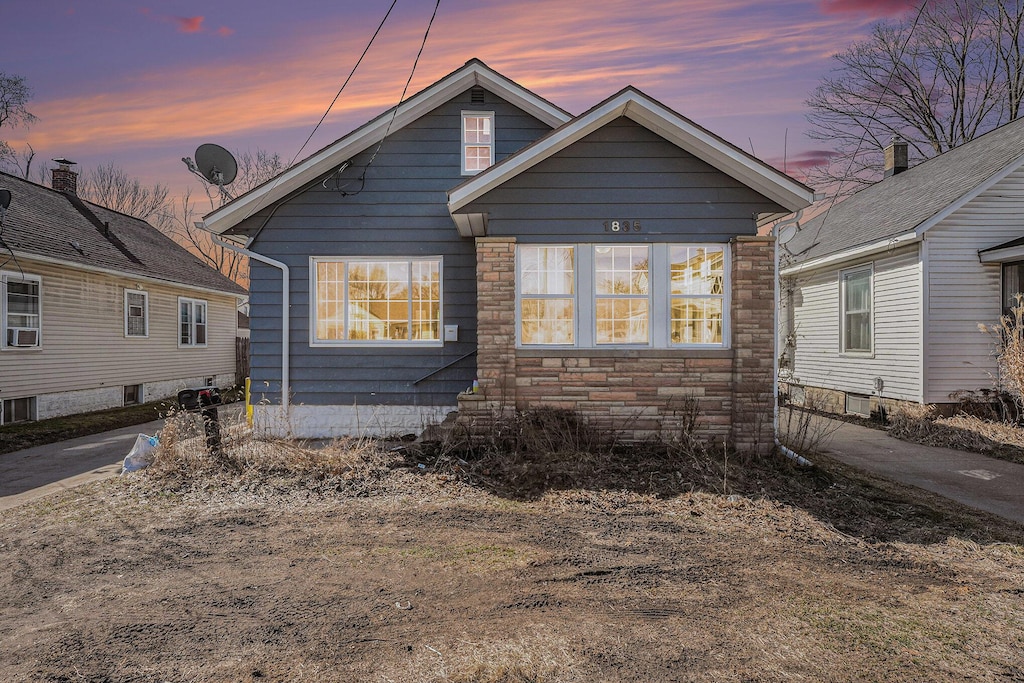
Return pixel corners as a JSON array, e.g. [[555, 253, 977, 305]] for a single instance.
[[245, 377, 253, 426]]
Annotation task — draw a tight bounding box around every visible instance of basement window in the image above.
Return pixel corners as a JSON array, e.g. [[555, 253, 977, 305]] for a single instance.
[[2, 396, 36, 425]]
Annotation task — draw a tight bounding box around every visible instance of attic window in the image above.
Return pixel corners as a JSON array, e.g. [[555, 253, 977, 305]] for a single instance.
[[462, 111, 493, 175]]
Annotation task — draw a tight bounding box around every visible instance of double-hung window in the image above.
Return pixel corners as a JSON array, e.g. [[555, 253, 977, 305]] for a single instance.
[[2, 271, 41, 349], [517, 244, 728, 348], [312, 257, 442, 345], [840, 266, 872, 354], [462, 111, 493, 175], [179, 297, 208, 347], [125, 289, 149, 338]]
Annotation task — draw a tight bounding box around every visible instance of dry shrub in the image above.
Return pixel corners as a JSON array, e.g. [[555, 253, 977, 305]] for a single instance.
[[777, 389, 840, 456], [887, 403, 1024, 464], [144, 407, 396, 489], [979, 295, 1024, 414]]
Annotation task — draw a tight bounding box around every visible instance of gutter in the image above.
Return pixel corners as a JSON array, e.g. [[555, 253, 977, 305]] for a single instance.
[[211, 234, 291, 424], [773, 213, 813, 467]]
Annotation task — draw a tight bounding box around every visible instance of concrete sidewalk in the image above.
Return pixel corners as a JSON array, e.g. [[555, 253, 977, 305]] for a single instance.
[[815, 416, 1024, 525]]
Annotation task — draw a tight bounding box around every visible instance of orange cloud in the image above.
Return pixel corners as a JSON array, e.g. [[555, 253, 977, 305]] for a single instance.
[[217, 26, 234, 37], [175, 16, 204, 33]]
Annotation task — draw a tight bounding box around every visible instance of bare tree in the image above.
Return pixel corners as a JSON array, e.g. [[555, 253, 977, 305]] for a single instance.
[[0, 73, 37, 173], [806, 0, 1024, 193], [78, 162, 171, 227]]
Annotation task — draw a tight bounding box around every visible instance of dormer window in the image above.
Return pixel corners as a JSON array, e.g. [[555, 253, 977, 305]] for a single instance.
[[462, 111, 493, 175]]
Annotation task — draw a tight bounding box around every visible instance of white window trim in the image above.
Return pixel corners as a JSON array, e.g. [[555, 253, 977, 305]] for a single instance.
[[309, 256, 444, 348], [461, 110, 494, 176], [1, 270, 42, 351], [124, 288, 149, 339], [178, 296, 209, 348], [839, 264, 873, 356], [515, 243, 731, 350]]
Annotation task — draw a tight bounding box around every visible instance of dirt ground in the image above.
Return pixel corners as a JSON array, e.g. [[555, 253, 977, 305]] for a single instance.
[[1, 437, 1023, 682]]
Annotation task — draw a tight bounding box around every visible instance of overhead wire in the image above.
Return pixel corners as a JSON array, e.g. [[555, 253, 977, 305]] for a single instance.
[[233, 0, 399, 225]]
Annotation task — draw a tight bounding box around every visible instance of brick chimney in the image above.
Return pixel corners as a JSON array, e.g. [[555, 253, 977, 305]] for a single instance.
[[51, 158, 78, 195], [884, 137, 908, 177]]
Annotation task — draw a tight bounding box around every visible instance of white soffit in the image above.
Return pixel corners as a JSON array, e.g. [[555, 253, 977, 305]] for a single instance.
[[449, 88, 815, 214], [202, 61, 571, 235]]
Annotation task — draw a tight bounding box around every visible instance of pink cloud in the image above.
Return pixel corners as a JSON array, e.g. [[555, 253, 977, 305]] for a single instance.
[[175, 16, 204, 33], [217, 26, 234, 37], [819, 0, 915, 17]]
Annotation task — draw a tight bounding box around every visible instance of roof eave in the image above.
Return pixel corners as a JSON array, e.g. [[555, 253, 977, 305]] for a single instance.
[[780, 231, 920, 276], [203, 61, 571, 236], [449, 89, 815, 215]]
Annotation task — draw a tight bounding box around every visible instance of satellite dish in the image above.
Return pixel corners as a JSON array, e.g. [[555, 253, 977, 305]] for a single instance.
[[777, 223, 798, 246], [194, 143, 238, 186], [0, 189, 11, 210]]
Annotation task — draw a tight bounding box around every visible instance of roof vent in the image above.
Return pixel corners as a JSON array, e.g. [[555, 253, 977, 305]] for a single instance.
[[471, 87, 485, 104], [884, 137, 908, 177]]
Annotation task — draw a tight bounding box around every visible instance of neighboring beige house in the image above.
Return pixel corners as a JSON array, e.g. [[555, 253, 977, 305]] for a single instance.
[[0, 166, 244, 425]]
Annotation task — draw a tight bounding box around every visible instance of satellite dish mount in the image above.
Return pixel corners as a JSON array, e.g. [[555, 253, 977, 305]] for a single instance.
[[185, 143, 238, 203]]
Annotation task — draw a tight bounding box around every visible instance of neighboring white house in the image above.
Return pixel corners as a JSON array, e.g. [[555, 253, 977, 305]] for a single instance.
[[0, 167, 245, 425], [779, 118, 1024, 416]]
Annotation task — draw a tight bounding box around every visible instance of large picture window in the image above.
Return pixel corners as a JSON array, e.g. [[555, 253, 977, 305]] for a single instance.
[[841, 266, 872, 354], [517, 244, 728, 348], [312, 257, 442, 345], [2, 271, 41, 349], [179, 297, 208, 347]]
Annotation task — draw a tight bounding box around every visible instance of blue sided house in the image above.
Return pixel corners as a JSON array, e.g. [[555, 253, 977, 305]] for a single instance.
[[201, 59, 814, 451]]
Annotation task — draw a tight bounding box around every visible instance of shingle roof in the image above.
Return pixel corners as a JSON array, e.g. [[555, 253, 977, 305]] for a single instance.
[[0, 171, 244, 295], [786, 116, 1024, 265]]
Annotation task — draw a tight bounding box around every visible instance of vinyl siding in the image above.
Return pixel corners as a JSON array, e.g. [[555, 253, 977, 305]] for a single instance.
[[462, 117, 786, 242], [787, 244, 922, 402], [0, 257, 238, 400], [924, 165, 1024, 403], [245, 88, 554, 407]]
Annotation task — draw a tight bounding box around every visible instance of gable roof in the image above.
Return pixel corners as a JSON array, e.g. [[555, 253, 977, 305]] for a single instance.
[[447, 86, 815, 236], [784, 116, 1024, 271], [0, 171, 244, 296], [202, 59, 572, 237]]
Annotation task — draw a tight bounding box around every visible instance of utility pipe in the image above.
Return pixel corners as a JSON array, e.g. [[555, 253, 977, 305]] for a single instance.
[[772, 213, 813, 467], [211, 234, 291, 425]]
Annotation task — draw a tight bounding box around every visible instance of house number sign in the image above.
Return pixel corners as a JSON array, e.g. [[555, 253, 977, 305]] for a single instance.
[[602, 220, 642, 232]]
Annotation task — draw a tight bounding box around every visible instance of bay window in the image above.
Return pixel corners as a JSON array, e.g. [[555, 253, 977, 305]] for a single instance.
[[312, 257, 442, 345], [517, 244, 728, 348]]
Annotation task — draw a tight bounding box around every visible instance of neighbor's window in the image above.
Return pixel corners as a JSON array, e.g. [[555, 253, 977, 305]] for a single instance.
[[2, 396, 36, 425], [841, 267, 872, 353], [179, 297, 208, 347], [518, 244, 728, 348], [2, 271, 41, 349], [124, 289, 148, 338], [313, 257, 442, 344], [462, 111, 494, 174], [670, 246, 725, 345], [1002, 262, 1024, 315]]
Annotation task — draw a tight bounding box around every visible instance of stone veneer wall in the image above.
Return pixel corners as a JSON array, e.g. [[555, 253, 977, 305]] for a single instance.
[[459, 235, 776, 454]]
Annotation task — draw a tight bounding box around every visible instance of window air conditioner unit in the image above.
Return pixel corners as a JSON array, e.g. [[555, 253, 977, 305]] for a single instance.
[[8, 328, 39, 347]]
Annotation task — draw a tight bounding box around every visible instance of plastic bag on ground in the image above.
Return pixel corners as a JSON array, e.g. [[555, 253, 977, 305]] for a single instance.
[[122, 434, 158, 473]]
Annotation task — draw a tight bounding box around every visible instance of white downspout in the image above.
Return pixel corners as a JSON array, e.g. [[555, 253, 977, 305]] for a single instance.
[[211, 234, 290, 428], [773, 218, 813, 467]]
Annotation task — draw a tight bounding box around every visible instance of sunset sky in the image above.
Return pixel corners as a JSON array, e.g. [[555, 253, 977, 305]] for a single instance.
[[4, 0, 916, 204]]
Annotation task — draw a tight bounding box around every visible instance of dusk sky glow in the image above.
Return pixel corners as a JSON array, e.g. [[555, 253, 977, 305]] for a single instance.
[[4, 0, 917, 203]]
